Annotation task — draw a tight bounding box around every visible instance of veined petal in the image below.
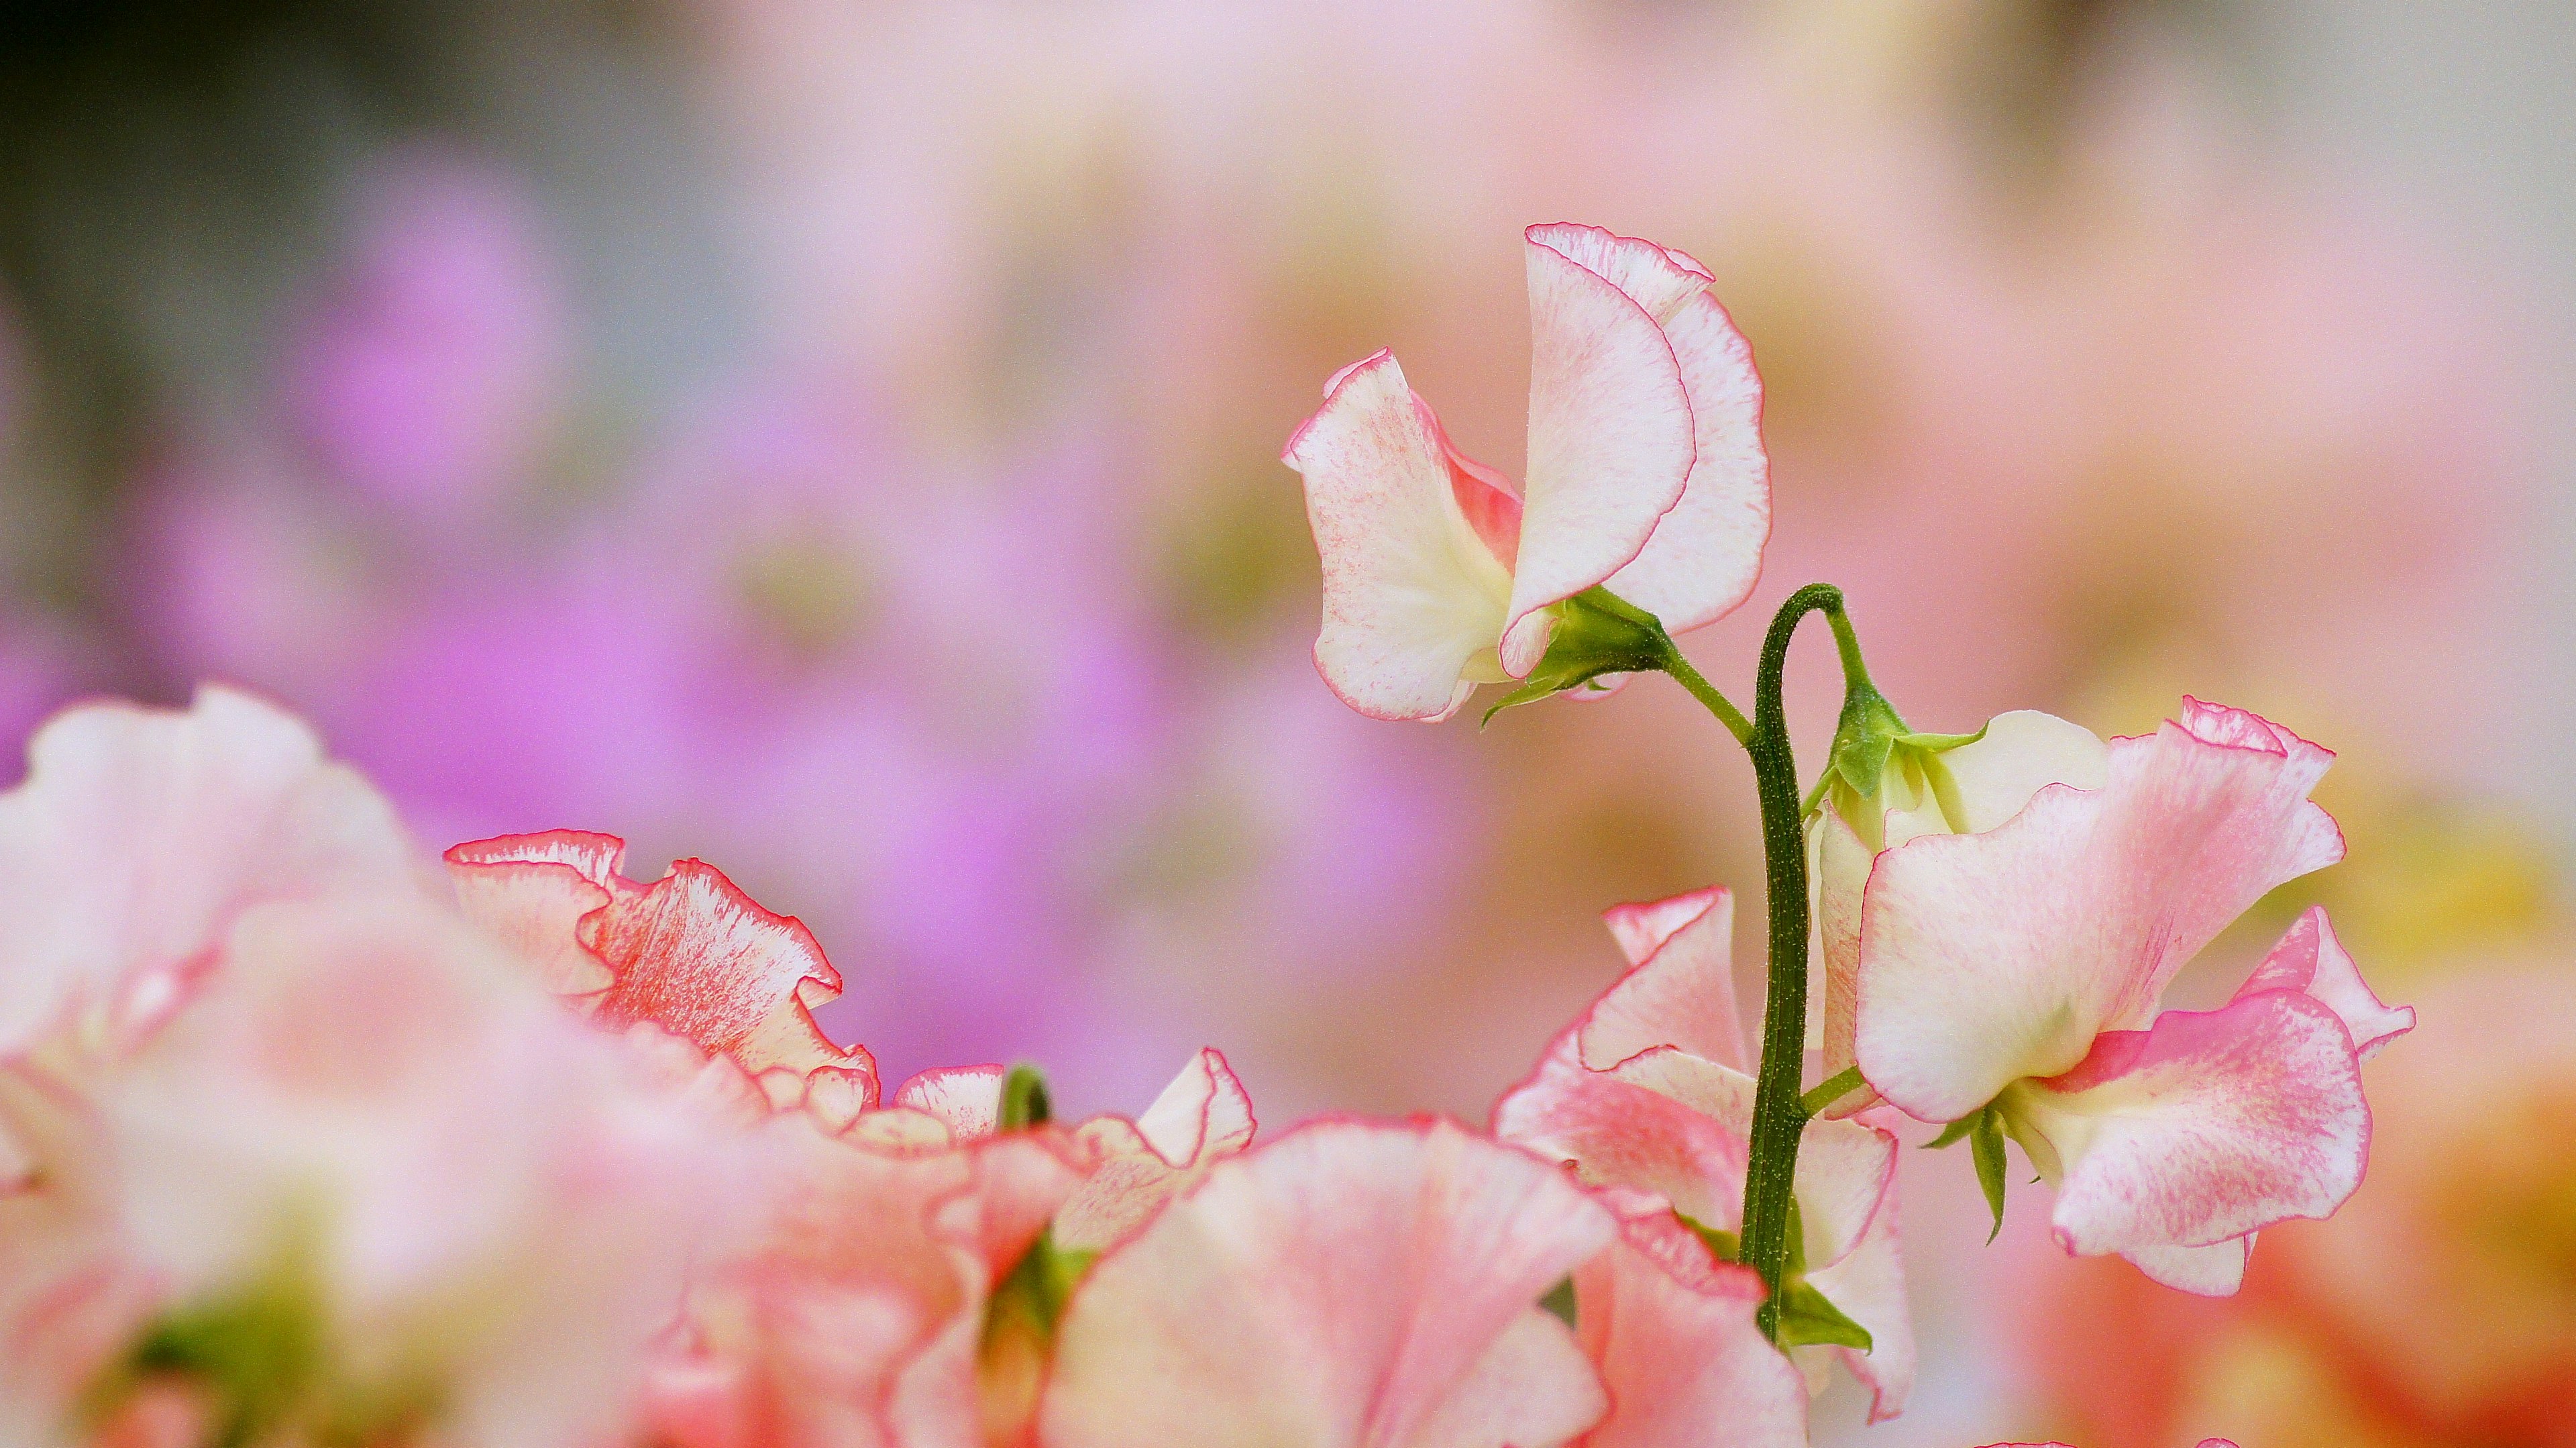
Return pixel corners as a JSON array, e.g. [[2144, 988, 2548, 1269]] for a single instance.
[[1287, 351, 1516, 721], [1799, 1147, 1913, 1421], [1572, 1206, 1806, 1448], [1856, 702, 2346, 1121], [890, 1064, 1005, 1141], [1529, 225, 1769, 637], [444, 831, 625, 995], [1041, 1119, 1616, 1448], [2233, 907, 2412, 1058], [1496, 1057, 1748, 1232], [1504, 231, 1697, 675], [1584, 888, 1745, 1074], [2008, 991, 2368, 1273]]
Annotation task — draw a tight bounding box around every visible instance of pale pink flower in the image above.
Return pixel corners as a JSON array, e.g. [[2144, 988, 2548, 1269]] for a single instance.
[[1040, 1117, 1621, 1448], [1283, 224, 1768, 721], [1851, 700, 2413, 1294], [1495, 886, 1908, 1431], [646, 1049, 1256, 1448], [444, 829, 880, 1129]]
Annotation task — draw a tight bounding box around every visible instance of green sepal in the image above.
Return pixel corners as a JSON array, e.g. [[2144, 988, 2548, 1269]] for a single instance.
[[1969, 1106, 2008, 1243], [1924, 1113, 1978, 1149], [1680, 1212, 1742, 1265], [983, 1228, 1097, 1348], [1773, 1278, 1874, 1351], [999, 1063, 1053, 1130], [1480, 588, 1670, 726], [1540, 1276, 1579, 1330]]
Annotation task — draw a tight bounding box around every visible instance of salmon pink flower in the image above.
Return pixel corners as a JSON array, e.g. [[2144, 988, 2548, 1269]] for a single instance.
[[1041, 1119, 1619, 1448], [1496, 887, 1911, 1428], [1283, 224, 1769, 721], [445, 829, 880, 1130], [1851, 701, 2413, 1294]]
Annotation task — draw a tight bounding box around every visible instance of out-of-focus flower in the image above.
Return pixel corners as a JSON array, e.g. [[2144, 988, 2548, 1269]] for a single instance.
[[0, 690, 749, 1448], [1495, 886, 1909, 1427], [1040, 1118, 1617, 1448], [1976, 1441, 2237, 1447], [1283, 224, 1768, 722], [445, 829, 879, 1129], [280, 152, 567, 529], [2010, 964, 2576, 1448], [1852, 700, 2412, 1294]]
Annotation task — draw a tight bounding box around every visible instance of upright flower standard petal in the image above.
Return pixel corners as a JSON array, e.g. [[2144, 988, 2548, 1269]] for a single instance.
[[1851, 701, 2408, 1292], [1285, 225, 1768, 721], [1042, 1119, 1617, 1448]]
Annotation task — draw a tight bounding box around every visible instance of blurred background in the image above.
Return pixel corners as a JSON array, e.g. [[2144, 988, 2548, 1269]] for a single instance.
[[1, 1, 2569, 1443]]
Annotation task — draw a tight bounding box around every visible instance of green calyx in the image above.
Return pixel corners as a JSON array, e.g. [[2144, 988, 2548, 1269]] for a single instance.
[[1807, 680, 1986, 840], [1000, 1062, 1054, 1131], [1480, 588, 1672, 725], [1927, 1102, 2011, 1242], [1681, 1202, 1874, 1354]]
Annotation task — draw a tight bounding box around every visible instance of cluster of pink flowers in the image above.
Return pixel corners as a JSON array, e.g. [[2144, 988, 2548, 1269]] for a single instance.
[[0, 225, 2404, 1447]]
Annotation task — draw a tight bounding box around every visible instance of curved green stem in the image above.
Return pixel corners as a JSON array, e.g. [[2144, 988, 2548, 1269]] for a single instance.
[[1658, 648, 1755, 747], [1734, 583, 1848, 1338]]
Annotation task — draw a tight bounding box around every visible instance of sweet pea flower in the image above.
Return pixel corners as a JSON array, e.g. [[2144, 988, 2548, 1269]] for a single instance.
[[445, 830, 880, 1130], [1042, 1119, 1619, 1448], [1495, 886, 1910, 1430], [645, 1049, 1256, 1448], [1283, 224, 1770, 721], [0, 690, 749, 1447], [1850, 700, 2414, 1294]]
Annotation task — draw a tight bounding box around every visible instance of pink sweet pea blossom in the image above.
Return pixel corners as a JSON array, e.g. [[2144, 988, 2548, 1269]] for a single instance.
[[1283, 224, 1769, 721], [0, 690, 748, 1447], [1041, 1118, 1619, 1448], [644, 1049, 1257, 1448], [445, 829, 880, 1130], [1850, 700, 2413, 1294], [1495, 887, 1908, 1432]]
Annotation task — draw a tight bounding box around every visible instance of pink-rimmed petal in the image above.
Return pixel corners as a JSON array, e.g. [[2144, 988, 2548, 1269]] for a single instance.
[[1286, 351, 1517, 722], [0, 686, 417, 1057], [585, 859, 878, 1106], [1503, 231, 1697, 674], [1528, 225, 1768, 637], [890, 1064, 1005, 1141], [444, 832, 625, 996], [1856, 703, 2348, 1121], [1057, 1050, 1260, 1254], [2015, 991, 2367, 1274], [2233, 906, 2412, 1058], [1809, 810, 1876, 1117], [1799, 1149, 1913, 1422], [1574, 1203, 1807, 1448], [1584, 887, 1745, 1074], [2122, 1235, 2255, 1296], [1041, 1119, 1617, 1448]]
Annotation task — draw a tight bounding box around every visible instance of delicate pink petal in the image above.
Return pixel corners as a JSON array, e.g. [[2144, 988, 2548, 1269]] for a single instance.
[[444, 834, 621, 996], [1503, 231, 1697, 674], [1573, 1206, 1806, 1448], [2233, 907, 2413, 1059], [2121, 1235, 2254, 1296], [1580, 888, 1744, 1073], [2015, 991, 2367, 1269], [1420, 397, 1523, 571], [0, 686, 417, 1056], [1497, 1057, 1748, 1232], [1132, 1046, 1257, 1166], [1286, 350, 1516, 721], [1799, 1153, 1913, 1421], [1528, 225, 1768, 636], [1927, 712, 2111, 836], [581, 859, 875, 1107], [1856, 703, 2348, 1121], [1042, 1119, 1617, 1448], [890, 1064, 1004, 1141]]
